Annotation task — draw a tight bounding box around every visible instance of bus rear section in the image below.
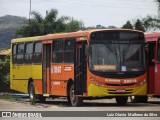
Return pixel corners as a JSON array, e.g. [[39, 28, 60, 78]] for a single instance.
[[145, 32, 160, 98]]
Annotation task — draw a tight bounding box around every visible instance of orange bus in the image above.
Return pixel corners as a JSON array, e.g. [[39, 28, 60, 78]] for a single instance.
[[145, 32, 160, 98], [10, 29, 147, 106]]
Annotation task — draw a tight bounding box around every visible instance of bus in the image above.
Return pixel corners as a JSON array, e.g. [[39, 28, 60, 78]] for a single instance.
[[10, 29, 147, 106], [145, 32, 160, 98]]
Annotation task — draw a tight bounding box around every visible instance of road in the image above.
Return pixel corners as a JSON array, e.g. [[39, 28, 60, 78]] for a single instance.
[[0, 97, 160, 120]]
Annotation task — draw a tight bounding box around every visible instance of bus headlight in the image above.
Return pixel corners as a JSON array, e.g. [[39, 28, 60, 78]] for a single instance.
[[90, 78, 95, 83], [136, 79, 146, 86]]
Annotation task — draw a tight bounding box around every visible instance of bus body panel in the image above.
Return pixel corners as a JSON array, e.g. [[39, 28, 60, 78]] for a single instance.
[[10, 29, 147, 101], [145, 32, 160, 96], [87, 70, 147, 96], [50, 64, 74, 96]]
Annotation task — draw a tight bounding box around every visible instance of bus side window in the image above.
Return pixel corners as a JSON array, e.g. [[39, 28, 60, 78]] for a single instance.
[[157, 40, 160, 62], [12, 44, 17, 64], [25, 42, 33, 64], [52, 39, 63, 63], [33, 42, 42, 64], [64, 38, 75, 63], [17, 43, 24, 64]]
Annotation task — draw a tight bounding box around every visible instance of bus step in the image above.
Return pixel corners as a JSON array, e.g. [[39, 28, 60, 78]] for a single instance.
[[43, 94, 50, 97]]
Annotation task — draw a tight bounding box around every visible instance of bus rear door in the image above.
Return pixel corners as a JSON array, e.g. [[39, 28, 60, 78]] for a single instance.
[[42, 43, 51, 94], [74, 41, 87, 95]]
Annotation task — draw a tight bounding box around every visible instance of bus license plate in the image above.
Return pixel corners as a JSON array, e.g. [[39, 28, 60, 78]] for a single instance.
[[116, 89, 125, 92]]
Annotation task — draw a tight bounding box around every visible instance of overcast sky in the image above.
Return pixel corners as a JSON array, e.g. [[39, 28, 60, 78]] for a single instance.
[[0, 0, 158, 27]]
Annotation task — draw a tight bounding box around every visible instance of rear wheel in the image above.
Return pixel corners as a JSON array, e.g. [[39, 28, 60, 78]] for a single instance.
[[29, 82, 36, 104], [116, 96, 128, 105], [69, 84, 83, 107], [38, 95, 46, 103]]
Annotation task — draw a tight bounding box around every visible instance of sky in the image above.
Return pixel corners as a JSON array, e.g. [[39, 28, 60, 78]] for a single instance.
[[0, 0, 158, 27]]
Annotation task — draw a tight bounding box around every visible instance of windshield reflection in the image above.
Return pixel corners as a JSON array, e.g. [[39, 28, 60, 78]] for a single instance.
[[89, 43, 145, 72]]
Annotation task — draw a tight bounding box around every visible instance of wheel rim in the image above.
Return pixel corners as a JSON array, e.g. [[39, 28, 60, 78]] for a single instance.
[[70, 87, 76, 103], [130, 96, 135, 102], [30, 86, 34, 99]]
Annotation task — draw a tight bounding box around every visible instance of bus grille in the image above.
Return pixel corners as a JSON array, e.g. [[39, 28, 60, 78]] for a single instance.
[[106, 83, 135, 86], [108, 89, 133, 94]]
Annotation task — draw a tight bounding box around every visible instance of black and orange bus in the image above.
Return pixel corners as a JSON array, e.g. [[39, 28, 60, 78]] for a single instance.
[[10, 29, 147, 106]]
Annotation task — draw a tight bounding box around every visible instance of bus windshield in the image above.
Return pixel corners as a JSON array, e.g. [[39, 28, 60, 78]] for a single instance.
[[89, 31, 145, 73], [89, 43, 145, 72]]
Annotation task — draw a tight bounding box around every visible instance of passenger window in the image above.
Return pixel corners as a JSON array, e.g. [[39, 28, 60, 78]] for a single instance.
[[12, 44, 17, 64], [25, 43, 33, 64], [52, 39, 64, 63], [64, 38, 75, 63], [17, 43, 24, 64], [33, 42, 42, 64]]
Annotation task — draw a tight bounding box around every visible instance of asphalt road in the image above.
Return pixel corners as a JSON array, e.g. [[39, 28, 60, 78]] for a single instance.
[[0, 97, 160, 120]]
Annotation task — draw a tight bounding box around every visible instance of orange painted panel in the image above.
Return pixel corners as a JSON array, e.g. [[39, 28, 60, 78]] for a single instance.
[[51, 80, 67, 96], [34, 80, 43, 94]]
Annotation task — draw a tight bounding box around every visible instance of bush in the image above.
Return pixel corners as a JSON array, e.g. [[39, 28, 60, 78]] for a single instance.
[[0, 55, 10, 92]]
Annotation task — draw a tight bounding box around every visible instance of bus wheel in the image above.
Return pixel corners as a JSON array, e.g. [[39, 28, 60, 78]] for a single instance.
[[130, 96, 148, 103], [116, 96, 128, 105], [38, 95, 46, 103], [29, 82, 36, 104], [69, 84, 83, 107]]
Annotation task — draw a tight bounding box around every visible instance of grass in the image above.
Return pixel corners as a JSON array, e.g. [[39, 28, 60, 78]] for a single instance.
[[0, 93, 21, 101]]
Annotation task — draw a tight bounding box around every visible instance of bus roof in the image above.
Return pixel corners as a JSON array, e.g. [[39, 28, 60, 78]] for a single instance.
[[11, 36, 39, 43], [145, 32, 160, 42], [11, 29, 143, 43], [39, 29, 143, 40]]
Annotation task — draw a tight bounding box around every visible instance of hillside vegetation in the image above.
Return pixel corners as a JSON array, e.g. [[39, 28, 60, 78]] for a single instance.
[[0, 15, 26, 49]]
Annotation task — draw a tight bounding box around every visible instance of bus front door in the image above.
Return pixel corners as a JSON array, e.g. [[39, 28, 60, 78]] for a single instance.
[[155, 39, 160, 96], [42, 44, 51, 94], [74, 41, 87, 95]]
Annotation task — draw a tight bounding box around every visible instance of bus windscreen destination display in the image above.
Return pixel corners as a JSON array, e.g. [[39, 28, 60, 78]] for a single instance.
[[90, 31, 145, 44]]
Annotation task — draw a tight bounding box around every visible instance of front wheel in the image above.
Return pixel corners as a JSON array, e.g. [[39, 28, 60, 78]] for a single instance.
[[116, 96, 128, 105], [69, 84, 83, 107], [130, 96, 148, 103]]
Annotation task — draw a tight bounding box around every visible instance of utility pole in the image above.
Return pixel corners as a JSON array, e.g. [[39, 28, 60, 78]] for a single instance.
[[28, 0, 32, 37]]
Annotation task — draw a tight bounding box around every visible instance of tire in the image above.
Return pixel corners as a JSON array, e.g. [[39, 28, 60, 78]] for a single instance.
[[67, 95, 71, 104], [116, 96, 128, 105], [130, 96, 148, 103], [69, 84, 83, 107], [38, 95, 46, 103], [29, 82, 36, 104]]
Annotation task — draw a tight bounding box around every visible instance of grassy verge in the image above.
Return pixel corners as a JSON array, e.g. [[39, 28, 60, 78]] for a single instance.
[[0, 93, 21, 101]]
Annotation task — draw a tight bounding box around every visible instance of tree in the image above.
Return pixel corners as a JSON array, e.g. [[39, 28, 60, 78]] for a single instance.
[[134, 19, 145, 32], [16, 9, 84, 37], [65, 17, 84, 32], [0, 55, 10, 92], [122, 21, 133, 29]]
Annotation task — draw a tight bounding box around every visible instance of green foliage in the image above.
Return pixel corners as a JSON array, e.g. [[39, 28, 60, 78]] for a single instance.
[[65, 17, 84, 32], [122, 21, 133, 29], [134, 19, 145, 32], [122, 19, 146, 32], [0, 15, 26, 49], [0, 55, 10, 84], [122, 1, 160, 32], [16, 9, 84, 37]]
